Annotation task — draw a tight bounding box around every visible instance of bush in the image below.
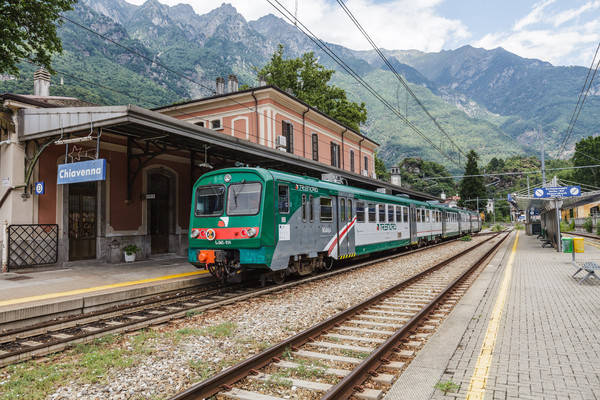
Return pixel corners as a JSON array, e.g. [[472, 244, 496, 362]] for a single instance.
[[596, 223, 600, 236], [514, 223, 524, 230], [491, 224, 503, 232], [583, 218, 593, 233], [560, 221, 573, 232], [460, 234, 472, 241]]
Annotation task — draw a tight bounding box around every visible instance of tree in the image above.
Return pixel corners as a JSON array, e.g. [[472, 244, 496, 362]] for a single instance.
[[458, 150, 486, 209], [0, 0, 76, 75], [257, 45, 368, 131], [397, 157, 456, 198], [375, 152, 389, 181], [572, 135, 600, 188]]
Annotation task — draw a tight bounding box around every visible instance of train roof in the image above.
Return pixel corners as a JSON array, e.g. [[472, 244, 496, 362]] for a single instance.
[[199, 167, 479, 214]]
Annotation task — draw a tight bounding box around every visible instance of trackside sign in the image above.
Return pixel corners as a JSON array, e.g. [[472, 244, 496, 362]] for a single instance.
[[57, 159, 106, 184], [533, 186, 581, 198]]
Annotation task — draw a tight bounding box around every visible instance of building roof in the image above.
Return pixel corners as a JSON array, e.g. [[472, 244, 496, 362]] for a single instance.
[[0, 93, 98, 108], [153, 84, 379, 147]]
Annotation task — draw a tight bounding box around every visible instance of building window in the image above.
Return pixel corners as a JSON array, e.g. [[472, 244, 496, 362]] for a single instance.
[[312, 133, 319, 161], [194, 121, 204, 127], [349, 150, 355, 172], [331, 142, 340, 168], [363, 155, 369, 175], [282, 121, 294, 153], [211, 119, 221, 129]]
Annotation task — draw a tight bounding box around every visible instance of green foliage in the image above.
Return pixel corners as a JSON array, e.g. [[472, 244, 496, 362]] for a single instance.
[[201, 322, 236, 338], [1, 359, 69, 400], [434, 380, 460, 394], [583, 218, 594, 233], [572, 136, 600, 188], [596, 223, 600, 236], [0, 0, 76, 74], [375, 152, 390, 181], [460, 234, 472, 241], [396, 157, 456, 197], [492, 224, 503, 232], [257, 44, 367, 131], [122, 244, 141, 255], [458, 150, 486, 209], [560, 221, 573, 232], [514, 223, 524, 230]]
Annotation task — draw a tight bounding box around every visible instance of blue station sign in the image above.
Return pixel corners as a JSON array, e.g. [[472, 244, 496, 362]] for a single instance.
[[533, 186, 581, 198], [57, 159, 106, 185]]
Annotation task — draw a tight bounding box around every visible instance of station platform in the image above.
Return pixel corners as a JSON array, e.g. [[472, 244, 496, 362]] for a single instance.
[[0, 255, 212, 330], [385, 231, 600, 399]]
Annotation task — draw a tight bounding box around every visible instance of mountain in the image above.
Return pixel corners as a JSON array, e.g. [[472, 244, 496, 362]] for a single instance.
[[1, 0, 598, 172]]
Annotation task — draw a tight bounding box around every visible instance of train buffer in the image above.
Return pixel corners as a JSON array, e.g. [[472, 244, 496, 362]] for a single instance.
[[571, 261, 600, 284]]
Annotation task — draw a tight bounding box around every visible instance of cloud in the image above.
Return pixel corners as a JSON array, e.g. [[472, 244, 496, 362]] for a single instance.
[[475, 1, 600, 66]]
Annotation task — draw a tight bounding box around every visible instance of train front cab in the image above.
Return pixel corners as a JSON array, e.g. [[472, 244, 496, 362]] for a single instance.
[[188, 169, 274, 282]]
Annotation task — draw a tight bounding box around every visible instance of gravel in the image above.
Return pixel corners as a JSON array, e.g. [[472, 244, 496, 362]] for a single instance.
[[3, 237, 488, 400]]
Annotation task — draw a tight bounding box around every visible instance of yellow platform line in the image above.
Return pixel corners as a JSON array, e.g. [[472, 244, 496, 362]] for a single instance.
[[465, 231, 519, 399], [0, 270, 208, 308]]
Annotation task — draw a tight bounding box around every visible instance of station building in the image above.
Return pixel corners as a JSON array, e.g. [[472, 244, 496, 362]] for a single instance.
[[0, 71, 397, 271]]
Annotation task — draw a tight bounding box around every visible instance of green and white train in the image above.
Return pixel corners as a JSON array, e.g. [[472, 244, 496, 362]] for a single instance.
[[188, 167, 481, 283]]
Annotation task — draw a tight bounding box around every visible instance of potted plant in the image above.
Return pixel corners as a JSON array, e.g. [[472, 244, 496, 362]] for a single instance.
[[123, 244, 141, 263]]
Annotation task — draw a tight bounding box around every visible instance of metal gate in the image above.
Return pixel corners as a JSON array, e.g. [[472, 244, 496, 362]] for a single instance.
[[8, 224, 59, 268]]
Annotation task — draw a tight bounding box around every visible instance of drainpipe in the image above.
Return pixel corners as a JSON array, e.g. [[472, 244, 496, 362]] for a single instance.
[[0, 186, 14, 211], [251, 90, 259, 144], [302, 107, 309, 158], [358, 138, 365, 174], [2, 219, 8, 272], [341, 128, 347, 170]]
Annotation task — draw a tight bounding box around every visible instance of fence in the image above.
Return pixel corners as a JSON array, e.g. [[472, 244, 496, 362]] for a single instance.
[[7, 224, 59, 268]]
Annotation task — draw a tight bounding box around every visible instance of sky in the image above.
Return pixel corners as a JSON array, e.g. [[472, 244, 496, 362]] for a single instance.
[[126, 0, 600, 67]]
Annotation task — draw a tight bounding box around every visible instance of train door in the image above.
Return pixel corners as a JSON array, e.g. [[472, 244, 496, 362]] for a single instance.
[[319, 195, 337, 257], [409, 204, 417, 245], [337, 194, 355, 258]]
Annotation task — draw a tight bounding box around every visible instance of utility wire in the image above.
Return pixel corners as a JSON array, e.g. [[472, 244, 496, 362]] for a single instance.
[[336, 0, 467, 163], [266, 0, 462, 167], [557, 41, 600, 157]]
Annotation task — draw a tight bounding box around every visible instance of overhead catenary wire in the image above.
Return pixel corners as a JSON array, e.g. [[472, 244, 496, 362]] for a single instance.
[[557, 41, 600, 157], [266, 0, 462, 168], [55, 15, 374, 165], [335, 0, 467, 163]]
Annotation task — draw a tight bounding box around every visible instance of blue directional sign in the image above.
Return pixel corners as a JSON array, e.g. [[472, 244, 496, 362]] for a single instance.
[[34, 181, 45, 195], [57, 159, 106, 185], [533, 186, 581, 198]]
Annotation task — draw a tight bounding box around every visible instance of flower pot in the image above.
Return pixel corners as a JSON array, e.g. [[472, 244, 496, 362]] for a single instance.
[[124, 252, 136, 263]]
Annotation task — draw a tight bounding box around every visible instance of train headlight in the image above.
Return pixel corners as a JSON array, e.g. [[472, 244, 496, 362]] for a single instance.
[[224, 174, 232, 183], [246, 227, 257, 238], [206, 229, 216, 241], [190, 229, 200, 238]]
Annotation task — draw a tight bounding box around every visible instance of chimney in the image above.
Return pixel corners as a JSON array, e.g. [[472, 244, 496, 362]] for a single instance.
[[216, 77, 225, 95], [259, 75, 266, 86], [285, 88, 294, 96], [227, 74, 238, 92], [441, 191, 446, 200], [390, 167, 402, 186], [33, 69, 51, 97]]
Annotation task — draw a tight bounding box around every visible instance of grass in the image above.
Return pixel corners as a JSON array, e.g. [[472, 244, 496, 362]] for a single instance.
[[341, 349, 369, 359], [0, 335, 140, 399], [491, 224, 503, 232], [434, 379, 460, 394], [460, 234, 472, 241], [263, 372, 293, 389], [188, 359, 216, 381], [201, 322, 237, 338]]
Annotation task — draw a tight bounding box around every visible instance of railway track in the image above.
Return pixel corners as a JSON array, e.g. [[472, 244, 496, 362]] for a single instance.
[[169, 231, 508, 400], [564, 231, 600, 241], [0, 235, 478, 368]]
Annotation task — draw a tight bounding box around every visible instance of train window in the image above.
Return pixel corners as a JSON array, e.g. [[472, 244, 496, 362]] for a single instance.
[[320, 197, 333, 222], [347, 199, 352, 221], [395, 206, 402, 222], [356, 201, 365, 223], [379, 204, 386, 222], [388, 205, 394, 222], [368, 203, 376, 222], [309, 195, 314, 222], [340, 199, 346, 222], [195, 184, 225, 217], [416, 209, 421, 223], [227, 182, 262, 216], [426, 210, 430, 223], [302, 194, 307, 222], [403, 207, 408, 223], [278, 185, 289, 214]]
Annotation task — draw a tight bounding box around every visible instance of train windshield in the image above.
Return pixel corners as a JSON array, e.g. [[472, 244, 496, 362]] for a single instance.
[[195, 184, 225, 216], [227, 182, 262, 216]]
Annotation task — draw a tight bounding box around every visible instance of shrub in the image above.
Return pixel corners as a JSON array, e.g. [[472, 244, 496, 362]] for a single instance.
[[583, 218, 593, 233]]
